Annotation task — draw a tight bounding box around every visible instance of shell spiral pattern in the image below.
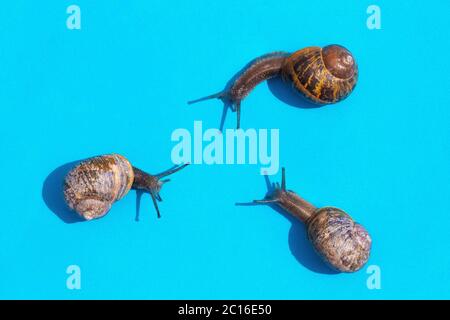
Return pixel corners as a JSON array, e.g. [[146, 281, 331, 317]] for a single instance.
[[63, 154, 134, 220], [282, 45, 358, 104], [307, 207, 371, 272]]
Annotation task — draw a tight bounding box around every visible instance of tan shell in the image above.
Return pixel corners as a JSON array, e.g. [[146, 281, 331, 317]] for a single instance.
[[307, 207, 371, 272], [63, 154, 134, 220]]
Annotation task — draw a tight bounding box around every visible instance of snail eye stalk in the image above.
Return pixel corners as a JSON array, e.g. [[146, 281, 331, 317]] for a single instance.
[[156, 163, 190, 179], [149, 192, 161, 219], [281, 167, 286, 191], [253, 198, 278, 204]]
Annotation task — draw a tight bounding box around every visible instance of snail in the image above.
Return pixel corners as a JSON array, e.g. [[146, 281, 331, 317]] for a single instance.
[[188, 45, 358, 128], [63, 154, 189, 220], [250, 168, 371, 273]]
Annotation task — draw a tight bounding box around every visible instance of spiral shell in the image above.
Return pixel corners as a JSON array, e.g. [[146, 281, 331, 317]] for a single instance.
[[63, 154, 135, 220], [307, 207, 371, 272], [282, 45, 358, 104]]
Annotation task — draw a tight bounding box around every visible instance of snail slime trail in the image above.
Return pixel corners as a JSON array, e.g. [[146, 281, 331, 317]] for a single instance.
[[171, 121, 279, 175]]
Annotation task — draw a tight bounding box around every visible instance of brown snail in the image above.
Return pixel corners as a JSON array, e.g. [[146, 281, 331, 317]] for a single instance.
[[251, 168, 371, 273], [63, 154, 188, 220], [188, 45, 358, 128]]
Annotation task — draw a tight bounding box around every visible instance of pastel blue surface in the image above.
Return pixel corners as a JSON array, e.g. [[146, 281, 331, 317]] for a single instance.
[[0, 1, 449, 299]]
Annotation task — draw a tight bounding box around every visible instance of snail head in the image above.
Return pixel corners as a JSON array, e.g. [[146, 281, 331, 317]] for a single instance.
[[248, 168, 316, 223], [132, 163, 189, 218], [252, 167, 288, 205]]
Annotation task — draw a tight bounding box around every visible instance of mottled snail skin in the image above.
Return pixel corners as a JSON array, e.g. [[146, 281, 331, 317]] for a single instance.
[[188, 45, 358, 128], [228, 52, 289, 103], [253, 168, 371, 273], [63, 154, 188, 220], [188, 52, 288, 129]]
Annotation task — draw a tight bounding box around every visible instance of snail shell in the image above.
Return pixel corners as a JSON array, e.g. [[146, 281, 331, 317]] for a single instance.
[[282, 45, 358, 104], [63, 154, 134, 220], [307, 207, 371, 272]]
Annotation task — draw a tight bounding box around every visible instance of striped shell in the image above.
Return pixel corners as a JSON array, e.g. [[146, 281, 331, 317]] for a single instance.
[[282, 45, 358, 104], [63, 154, 135, 220], [307, 207, 371, 272]]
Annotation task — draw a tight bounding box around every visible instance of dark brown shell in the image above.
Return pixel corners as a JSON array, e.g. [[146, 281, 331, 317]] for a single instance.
[[307, 207, 371, 272], [63, 154, 134, 220], [281, 45, 358, 104]]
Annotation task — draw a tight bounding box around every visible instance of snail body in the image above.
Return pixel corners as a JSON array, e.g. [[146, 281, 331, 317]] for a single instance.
[[63, 154, 188, 220], [188, 45, 358, 128], [252, 168, 371, 273]]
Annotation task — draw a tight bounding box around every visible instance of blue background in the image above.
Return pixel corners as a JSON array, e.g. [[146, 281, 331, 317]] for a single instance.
[[0, 0, 449, 299]]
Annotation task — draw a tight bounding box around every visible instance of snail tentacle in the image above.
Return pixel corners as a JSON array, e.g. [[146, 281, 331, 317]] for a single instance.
[[149, 191, 161, 219], [187, 91, 226, 105], [253, 198, 279, 204], [156, 163, 190, 179], [236, 101, 241, 129], [281, 167, 286, 191]]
